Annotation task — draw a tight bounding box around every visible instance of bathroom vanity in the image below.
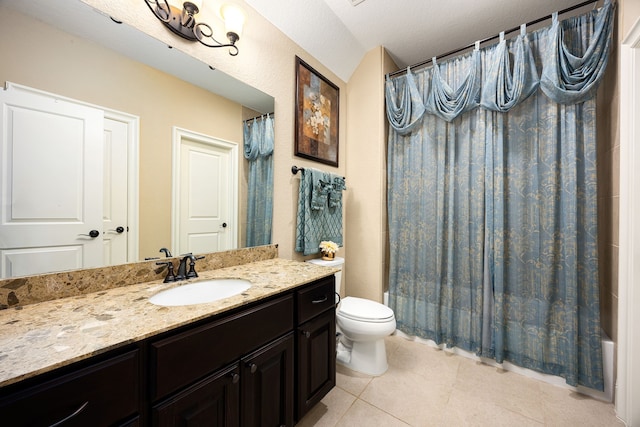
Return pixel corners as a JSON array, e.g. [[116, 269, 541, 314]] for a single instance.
[[0, 255, 337, 426]]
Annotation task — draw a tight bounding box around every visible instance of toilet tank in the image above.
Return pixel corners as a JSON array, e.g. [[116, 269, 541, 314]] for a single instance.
[[306, 257, 344, 298]]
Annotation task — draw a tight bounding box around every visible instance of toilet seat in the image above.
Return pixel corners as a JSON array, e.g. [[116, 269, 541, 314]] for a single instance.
[[338, 296, 395, 323]]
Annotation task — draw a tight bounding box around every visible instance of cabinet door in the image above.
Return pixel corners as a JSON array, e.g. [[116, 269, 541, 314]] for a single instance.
[[296, 308, 336, 420], [153, 364, 240, 427], [241, 333, 294, 427]]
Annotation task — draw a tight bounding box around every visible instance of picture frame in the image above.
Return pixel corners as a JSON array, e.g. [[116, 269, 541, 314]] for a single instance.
[[294, 56, 339, 167]]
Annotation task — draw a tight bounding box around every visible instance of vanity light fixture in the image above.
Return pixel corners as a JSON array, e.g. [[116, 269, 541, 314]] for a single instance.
[[143, 0, 245, 56]]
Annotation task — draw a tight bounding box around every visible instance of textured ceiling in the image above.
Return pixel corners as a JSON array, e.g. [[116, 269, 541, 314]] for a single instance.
[[245, 0, 601, 81]]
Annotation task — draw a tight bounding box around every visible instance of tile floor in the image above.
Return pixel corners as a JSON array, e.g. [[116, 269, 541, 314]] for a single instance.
[[297, 334, 624, 427]]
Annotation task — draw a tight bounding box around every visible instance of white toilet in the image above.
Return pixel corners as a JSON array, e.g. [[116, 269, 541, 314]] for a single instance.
[[307, 257, 396, 376]]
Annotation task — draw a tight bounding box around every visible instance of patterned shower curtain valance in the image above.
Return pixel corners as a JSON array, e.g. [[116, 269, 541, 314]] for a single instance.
[[385, 0, 614, 127], [480, 27, 540, 112], [425, 52, 481, 122]]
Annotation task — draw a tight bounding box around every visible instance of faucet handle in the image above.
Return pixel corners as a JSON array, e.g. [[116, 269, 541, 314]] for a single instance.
[[156, 261, 176, 283], [186, 255, 205, 279]]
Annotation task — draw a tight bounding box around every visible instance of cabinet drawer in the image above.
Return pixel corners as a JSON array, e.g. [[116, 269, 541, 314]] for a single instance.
[[151, 294, 294, 401], [297, 276, 335, 324], [0, 349, 139, 427]]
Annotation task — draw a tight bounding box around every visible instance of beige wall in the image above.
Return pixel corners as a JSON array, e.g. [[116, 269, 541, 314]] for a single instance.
[[0, 5, 245, 260], [621, 0, 640, 35], [343, 47, 388, 302]]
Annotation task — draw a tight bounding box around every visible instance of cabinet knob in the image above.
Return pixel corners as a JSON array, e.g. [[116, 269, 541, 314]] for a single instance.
[[301, 330, 311, 338], [248, 363, 257, 374], [230, 372, 240, 384]]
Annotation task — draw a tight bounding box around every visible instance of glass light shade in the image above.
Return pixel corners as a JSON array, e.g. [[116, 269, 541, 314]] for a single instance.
[[221, 3, 245, 39]]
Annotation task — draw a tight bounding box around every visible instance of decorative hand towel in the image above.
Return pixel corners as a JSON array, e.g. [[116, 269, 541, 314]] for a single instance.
[[310, 170, 332, 211], [295, 167, 346, 255], [329, 176, 346, 208]]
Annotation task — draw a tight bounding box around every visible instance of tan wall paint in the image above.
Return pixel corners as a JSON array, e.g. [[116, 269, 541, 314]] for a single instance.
[[344, 47, 385, 302], [622, 0, 640, 35], [343, 46, 397, 302], [0, 6, 244, 260], [81, 0, 348, 261]]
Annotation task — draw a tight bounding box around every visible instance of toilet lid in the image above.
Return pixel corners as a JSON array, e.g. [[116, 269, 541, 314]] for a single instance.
[[338, 296, 395, 322]]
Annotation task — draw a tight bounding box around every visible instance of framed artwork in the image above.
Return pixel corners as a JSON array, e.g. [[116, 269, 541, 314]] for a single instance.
[[294, 56, 339, 167]]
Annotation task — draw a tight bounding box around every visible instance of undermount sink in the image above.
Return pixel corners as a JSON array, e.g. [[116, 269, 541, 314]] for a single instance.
[[149, 279, 252, 307]]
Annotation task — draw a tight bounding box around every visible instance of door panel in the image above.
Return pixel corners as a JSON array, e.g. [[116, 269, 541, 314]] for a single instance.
[[1, 246, 82, 277], [176, 131, 236, 255], [102, 117, 128, 266], [0, 84, 103, 278]]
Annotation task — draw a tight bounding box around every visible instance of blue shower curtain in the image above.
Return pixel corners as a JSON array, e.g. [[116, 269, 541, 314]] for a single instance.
[[386, 1, 614, 390], [243, 114, 274, 247]]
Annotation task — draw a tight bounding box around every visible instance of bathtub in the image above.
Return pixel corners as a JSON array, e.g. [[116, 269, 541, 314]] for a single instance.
[[383, 291, 614, 402]]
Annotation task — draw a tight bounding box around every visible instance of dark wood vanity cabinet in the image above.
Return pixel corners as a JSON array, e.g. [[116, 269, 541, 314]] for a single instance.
[[0, 275, 336, 427], [295, 278, 337, 421], [150, 276, 336, 427], [0, 348, 141, 427], [150, 294, 296, 427]]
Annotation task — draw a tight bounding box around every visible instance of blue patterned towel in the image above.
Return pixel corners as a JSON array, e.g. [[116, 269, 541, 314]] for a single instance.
[[295, 168, 346, 255]]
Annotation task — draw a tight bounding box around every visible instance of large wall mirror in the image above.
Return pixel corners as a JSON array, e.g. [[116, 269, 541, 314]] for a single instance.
[[0, 0, 275, 278]]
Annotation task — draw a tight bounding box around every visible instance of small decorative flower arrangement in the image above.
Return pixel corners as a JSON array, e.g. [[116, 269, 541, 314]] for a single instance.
[[319, 241, 339, 260]]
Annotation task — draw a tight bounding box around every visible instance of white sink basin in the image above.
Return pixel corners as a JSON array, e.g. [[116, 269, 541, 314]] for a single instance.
[[149, 279, 251, 306]]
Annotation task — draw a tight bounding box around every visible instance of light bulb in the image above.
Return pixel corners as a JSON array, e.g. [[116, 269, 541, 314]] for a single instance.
[[221, 3, 245, 41]]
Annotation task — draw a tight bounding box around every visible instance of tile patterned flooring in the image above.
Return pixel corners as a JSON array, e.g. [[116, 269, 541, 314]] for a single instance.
[[298, 334, 624, 427]]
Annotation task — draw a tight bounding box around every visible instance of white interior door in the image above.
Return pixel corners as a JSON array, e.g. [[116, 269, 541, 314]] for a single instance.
[[173, 128, 238, 256], [102, 117, 129, 266], [0, 83, 103, 278]]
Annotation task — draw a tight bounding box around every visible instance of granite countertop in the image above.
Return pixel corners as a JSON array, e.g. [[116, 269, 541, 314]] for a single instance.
[[0, 258, 338, 388]]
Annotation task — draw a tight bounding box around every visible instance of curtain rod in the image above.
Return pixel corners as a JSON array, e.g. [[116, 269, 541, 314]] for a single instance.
[[243, 113, 274, 122], [387, 0, 601, 78]]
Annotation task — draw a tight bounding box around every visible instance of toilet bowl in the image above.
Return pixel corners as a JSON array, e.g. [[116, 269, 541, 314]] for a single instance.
[[306, 257, 396, 376]]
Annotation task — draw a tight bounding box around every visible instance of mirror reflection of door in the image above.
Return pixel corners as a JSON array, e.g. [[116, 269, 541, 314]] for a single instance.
[[103, 117, 130, 266], [173, 128, 238, 256], [0, 84, 135, 278]]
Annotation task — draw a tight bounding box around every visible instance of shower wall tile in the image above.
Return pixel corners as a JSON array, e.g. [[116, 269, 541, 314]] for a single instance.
[[612, 195, 620, 245], [611, 293, 618, 343], [611, 245, 619, 296], [600, 289, 613, 337]]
